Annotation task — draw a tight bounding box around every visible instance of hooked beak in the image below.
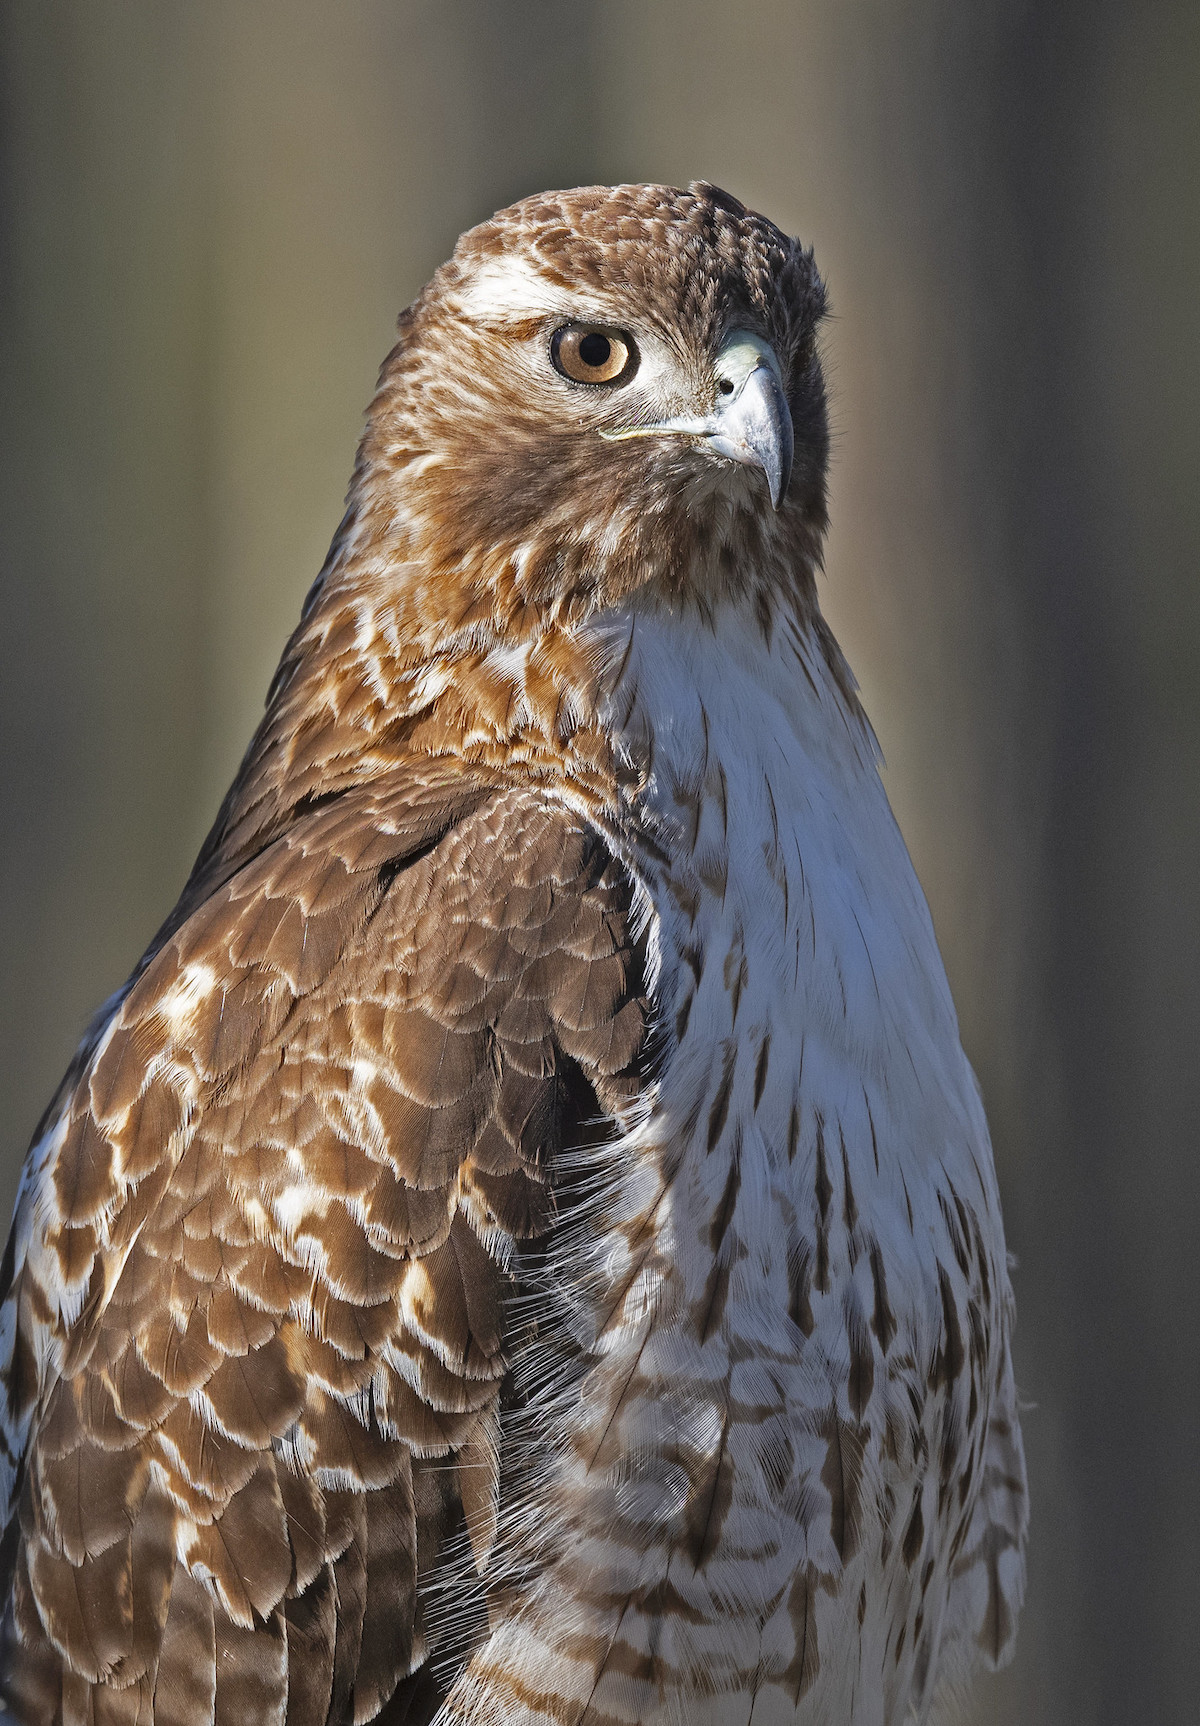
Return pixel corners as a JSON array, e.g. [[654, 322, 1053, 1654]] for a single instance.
[[600, 330, 794, 509]]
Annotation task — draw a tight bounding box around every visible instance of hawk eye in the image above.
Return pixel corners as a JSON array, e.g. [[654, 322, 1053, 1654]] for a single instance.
[[551, 325, 637, 387]]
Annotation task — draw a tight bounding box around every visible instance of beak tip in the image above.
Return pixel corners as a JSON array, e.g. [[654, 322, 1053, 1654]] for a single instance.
[[714, 359, 794, 512]]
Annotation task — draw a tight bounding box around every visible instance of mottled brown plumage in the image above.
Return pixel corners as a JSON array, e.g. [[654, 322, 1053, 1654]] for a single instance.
[[1, 772, 648, 1726], [0, 183, 1025, 1726]]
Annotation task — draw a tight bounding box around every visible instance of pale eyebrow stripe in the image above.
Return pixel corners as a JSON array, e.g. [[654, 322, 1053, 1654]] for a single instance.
[[452, 254, 596, 323]]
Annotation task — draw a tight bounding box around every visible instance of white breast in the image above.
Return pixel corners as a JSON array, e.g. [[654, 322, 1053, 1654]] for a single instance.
[[594, 602, 998, 1315]]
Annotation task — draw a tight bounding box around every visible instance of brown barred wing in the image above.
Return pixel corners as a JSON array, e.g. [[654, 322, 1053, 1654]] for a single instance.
[[0, 783, 649, 1726]]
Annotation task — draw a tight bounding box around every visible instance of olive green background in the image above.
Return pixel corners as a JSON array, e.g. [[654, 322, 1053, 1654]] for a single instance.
[[2, 5, 1197, 1721]]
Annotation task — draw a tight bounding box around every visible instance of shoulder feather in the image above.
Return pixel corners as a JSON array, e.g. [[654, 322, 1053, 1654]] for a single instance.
[[0, 777, 651, 1726]]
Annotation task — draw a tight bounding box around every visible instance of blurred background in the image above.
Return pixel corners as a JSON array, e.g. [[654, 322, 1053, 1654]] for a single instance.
[[1, 3, 1197, 1721]]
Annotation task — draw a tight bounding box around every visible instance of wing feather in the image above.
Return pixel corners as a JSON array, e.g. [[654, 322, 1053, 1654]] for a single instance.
[[0, 777, 650, 1725]]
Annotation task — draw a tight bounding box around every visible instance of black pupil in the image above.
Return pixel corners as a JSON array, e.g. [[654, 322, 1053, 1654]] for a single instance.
[[579, 332, 612, 370]]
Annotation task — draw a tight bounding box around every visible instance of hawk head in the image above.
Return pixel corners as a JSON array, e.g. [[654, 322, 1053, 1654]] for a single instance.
[[191, 185, 837, 912], [351, 182, 829, 625]]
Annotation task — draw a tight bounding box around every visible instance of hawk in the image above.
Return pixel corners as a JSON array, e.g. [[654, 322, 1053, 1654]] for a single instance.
[[0, 183, 1027, 1726]]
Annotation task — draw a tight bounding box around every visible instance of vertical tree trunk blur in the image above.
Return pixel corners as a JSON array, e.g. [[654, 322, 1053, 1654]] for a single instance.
[[0, 5, 213, 1188], [1, 3, 1197, 1721]]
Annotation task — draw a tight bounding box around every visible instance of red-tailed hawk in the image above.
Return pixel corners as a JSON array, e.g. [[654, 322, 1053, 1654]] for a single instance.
[[0, 183, 1027, 1726]]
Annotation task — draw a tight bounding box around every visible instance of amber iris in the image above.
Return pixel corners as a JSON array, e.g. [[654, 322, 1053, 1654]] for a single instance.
[[551, 325, 636, 386]]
